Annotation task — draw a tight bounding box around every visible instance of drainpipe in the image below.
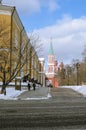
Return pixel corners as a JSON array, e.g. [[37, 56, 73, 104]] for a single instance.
[[20, 27, 24, 77], [10, 7, 15, 77]]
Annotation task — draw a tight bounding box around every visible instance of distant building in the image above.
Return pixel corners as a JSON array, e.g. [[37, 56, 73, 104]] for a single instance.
[[38, 58, 45, 86], [45, 41, 59, 87]]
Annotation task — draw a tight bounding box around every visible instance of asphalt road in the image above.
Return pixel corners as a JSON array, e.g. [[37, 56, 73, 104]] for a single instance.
[[0, 87, 86, 130]]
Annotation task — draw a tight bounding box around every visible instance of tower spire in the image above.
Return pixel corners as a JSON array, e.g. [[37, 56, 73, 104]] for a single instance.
[[49, 38, 54, 55]]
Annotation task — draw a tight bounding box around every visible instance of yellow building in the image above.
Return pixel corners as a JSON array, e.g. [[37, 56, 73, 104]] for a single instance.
[[29, 46, 39, 81], [0, 4, 39, 85], [0, 5, 34, 81]]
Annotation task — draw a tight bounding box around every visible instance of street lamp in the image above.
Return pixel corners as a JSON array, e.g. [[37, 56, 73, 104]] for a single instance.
[[76, 63, 80, 85], [67, 66, 71, 86], [0, 0, 2, 4]]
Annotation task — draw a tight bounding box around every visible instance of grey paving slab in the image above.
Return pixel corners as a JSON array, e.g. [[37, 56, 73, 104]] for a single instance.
[[18, 87, 50, 99]]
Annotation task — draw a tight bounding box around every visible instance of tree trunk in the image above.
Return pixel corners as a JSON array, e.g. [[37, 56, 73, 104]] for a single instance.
[[1, 71, 6, 95]]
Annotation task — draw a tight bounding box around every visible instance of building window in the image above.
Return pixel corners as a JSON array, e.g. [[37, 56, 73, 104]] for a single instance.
[[48, 56, 54, 63], [14, 30, 18, 48], [48, 66, 54, 72]]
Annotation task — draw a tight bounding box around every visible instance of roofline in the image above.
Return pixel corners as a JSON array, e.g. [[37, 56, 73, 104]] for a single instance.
[[0, 4, 15, 11], [0, 4, 29, 41]]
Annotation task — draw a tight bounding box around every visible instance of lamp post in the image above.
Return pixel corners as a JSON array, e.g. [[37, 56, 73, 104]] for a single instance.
[[0, 0, 2, 4], [67, 66, 71, 86], [76, 63, 80, 85]]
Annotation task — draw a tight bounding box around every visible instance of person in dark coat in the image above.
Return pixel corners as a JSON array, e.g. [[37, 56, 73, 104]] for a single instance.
[[33, 82, 36, 91], [28, 82, 31, 91]]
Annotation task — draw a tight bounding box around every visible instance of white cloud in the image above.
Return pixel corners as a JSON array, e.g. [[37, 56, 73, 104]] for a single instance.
[[2, 0, 86, 65], [3, 0, 59, 15], [3, 0, 40, 15], [46, 0, 60, 11], [34, 15, 86, 64]]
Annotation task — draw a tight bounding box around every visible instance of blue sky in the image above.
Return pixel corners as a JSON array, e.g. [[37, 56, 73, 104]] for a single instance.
[[2, 0, 86, 65], [28, 0, 86, 31]]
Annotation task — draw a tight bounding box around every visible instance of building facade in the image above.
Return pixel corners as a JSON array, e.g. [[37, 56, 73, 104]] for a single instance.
[[0, 4, 41, 85], [38, 58, 45, 86]]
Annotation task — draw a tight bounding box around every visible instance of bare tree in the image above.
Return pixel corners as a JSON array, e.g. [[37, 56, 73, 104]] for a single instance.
[[28, 32, 43, 57], [0, 21, 41, 94], [0, 20, 11, 94]]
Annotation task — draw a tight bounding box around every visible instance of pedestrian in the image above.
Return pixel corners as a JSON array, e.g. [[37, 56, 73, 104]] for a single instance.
[[33, 82, 36, 91], [28, 82, 31, 91]]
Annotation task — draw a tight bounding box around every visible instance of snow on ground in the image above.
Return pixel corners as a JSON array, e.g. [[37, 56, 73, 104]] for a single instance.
[[0, 85, 86, 100], [0, 86, 51, 100], [0, 87, 26, 100], [62, 85, 86, 97]]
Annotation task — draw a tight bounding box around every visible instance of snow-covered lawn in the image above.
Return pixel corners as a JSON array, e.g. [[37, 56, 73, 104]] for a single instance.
[[0, 87, 26, 100], [0, 86, 50, 100]]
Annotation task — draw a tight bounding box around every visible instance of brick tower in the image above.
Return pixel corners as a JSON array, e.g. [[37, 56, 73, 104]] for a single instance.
[[45, 41, 59, 87]]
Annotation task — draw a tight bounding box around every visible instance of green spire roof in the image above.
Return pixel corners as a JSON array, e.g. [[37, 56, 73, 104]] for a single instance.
[[49, 42, 54, 55]]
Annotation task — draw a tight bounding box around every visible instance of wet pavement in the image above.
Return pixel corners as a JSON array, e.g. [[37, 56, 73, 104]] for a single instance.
[[0, 87, 86, 130]]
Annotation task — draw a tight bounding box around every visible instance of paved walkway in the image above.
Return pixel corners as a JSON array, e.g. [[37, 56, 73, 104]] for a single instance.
[[18, 87, 50, 100], [0, 87, 86, 130]]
